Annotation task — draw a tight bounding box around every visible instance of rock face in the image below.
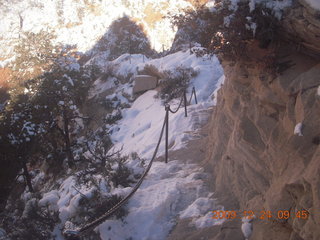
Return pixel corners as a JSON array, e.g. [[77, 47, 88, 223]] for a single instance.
[[206, 1, 320, 239], [282, 0, 320, 57], [132, 75, 158, 94]]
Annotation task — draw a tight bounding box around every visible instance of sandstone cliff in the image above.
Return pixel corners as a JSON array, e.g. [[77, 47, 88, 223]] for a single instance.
[[206, 1, 320, 239]]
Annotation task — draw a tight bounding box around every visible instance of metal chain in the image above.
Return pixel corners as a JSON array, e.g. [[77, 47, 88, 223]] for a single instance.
[[78, 112, 168, 235], [65, 87, 198, 238]]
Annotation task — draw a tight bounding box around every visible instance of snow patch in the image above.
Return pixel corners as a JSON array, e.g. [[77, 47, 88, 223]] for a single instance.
[[180, 197, 214, 218], [249, 0, 256, 12], [99, 162, 218, 240], [294, 122, 303, 136], [39, 190, 60, 212], [206, 0, 217, 12], [241, 216, 254, 240]]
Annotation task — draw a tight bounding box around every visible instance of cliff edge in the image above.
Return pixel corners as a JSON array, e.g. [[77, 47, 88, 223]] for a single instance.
[[206, 1, 320, 239]]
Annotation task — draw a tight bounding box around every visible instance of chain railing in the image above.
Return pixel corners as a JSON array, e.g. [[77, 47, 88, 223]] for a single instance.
[[63, 86, 197, 240]]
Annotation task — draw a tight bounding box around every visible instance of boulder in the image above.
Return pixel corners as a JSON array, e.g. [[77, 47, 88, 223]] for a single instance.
[[132, 75, 158, 94]]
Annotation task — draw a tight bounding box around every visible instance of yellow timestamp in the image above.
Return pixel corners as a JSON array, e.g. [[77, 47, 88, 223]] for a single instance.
[[211, 210, 309, 220]]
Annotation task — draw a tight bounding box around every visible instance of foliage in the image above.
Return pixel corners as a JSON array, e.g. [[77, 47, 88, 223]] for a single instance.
[[138, 64, 165, 79], [76, 129, 135, 188], [12, 30, 59, 81], [170, 1, 280, 61], [93, 16, 155, 60], [76, 190, 128, 224], [0, 45, 96, 199], [104, 110, 122, 125], [158, 66, 198, 101], [1, 197, 59, 240]]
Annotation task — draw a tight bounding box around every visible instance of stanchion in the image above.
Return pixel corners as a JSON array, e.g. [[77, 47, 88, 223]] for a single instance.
[[165, 104, 169, 164], [184, 90, 187, 117], [193, 87, 198, 104]]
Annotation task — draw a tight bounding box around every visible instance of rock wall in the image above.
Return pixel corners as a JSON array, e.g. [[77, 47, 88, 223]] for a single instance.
[[206, 1, 320, 239]]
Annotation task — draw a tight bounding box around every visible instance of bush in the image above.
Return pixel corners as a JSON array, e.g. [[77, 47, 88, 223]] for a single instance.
[[12, 30, 58, 81], [170, 1, 280, 63], [158, 66, 198, 101], [104, 110, 122, 125], [1, 197, 59, 240], [77, 190, 128, 222], [138, 64, 165, 79]]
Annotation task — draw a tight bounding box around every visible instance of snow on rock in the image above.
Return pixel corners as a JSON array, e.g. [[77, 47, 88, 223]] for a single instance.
[[294, 122, 303, 136], [180, 196, 225, 229], [39, 190, 60, 212], [213, 75, 225, 106], [38, 176, 94, 224], [241, 216, 254, 240], [206, 0, 217, 12], [180, 197, 215, 218]]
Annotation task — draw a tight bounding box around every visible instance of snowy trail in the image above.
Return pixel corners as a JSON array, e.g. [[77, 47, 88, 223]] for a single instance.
[[94, 51, 225, 239], [99, 107, 223, 240], [37, 50, 225, 240]]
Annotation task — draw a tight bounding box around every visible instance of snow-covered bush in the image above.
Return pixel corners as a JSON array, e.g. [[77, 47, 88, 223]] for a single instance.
[[104, 110, 122, 125], [171, 1, 281, 62], [77, 190, 127, 222], [2, 196, 59, 240], [158, 66, 198, 101], [11, 30, 58, 81], [100, 63, 117, 82], [138, 64, 165, 79], [76, 129, 135, 188]]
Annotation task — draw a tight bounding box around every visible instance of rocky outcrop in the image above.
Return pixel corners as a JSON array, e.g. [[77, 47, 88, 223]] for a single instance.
[[132, 75, 158, 94], [281, 0, 320, 57], [206, 1, 320, 239]]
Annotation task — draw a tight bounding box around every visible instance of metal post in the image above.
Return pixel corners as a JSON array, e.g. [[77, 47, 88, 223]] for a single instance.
[[193, 87, 198, 104], [184, 90, 187, 117], [165, 104, 169, 163]]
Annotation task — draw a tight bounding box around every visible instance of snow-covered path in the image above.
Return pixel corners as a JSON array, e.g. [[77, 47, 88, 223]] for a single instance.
[[99, 105, 224, 240], [38, 50, 225, 240], [92, 50, 225, 239]]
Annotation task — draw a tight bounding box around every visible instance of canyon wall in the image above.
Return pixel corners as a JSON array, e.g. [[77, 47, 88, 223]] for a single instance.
[[206, 1, 320, 239]]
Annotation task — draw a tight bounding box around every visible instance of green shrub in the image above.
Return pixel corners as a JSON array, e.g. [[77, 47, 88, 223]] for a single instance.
[[77, 190, 128, 222], [1, 197, 59, 240], [170, 1, 280, 62]]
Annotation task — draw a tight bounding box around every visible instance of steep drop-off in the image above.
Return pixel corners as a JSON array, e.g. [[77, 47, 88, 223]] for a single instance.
[[207, 1, 320, 239]]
